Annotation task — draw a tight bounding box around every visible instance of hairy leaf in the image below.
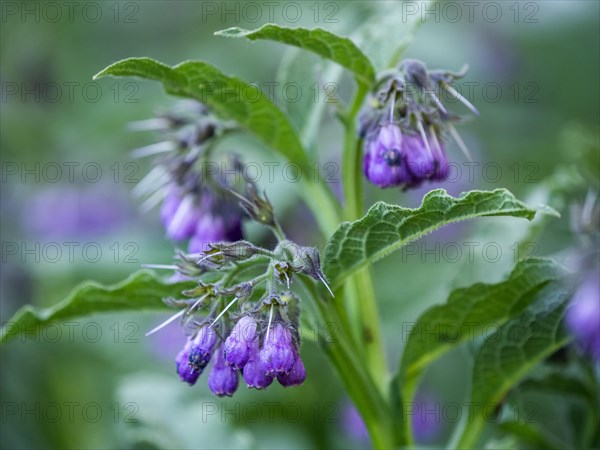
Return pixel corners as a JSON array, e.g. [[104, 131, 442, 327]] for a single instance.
[[323, 189, 556, 286], [94, 57, 308, 167], [457, 282, 572, 448], [1, 271, 193, 344], [215, 24, 375, 85], [399, 258, 562, 405]]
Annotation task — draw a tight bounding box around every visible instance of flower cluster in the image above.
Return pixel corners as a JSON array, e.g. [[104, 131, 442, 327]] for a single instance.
[[147, 186, 332, 396], [359, 59, 478, 189], [130, 101, 244, 253]]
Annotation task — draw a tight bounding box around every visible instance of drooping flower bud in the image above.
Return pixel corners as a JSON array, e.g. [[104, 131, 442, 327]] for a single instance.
[[363, 123, 410, 188], [224, 315, 258, 369], [188, 325, 217, 371], [260, 323, 296, 375], [208, 344, 239, 397], [176, 338, 201, 385], [276, 350, 306, 387], [242, 339, 274, 389], [165, 194, 201, 241]]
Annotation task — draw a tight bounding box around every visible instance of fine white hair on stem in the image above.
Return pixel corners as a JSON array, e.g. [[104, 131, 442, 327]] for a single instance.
[[145, 309, 186, 336], [141, 264, 178, 270], [447, 123, 473, 161], [139, 187, 167, 213], [264, 303, 274, 344], [127, 117, 172, 132], [132, 165, 170, 199], [416, 119, 431, 153], [130, 141, 177, 159], [210, 297, 238, 328], [441, 82, 480, 116], [318, 273, 335, 298], [196, 251, 223, 264], [429, 91, 447, 114]]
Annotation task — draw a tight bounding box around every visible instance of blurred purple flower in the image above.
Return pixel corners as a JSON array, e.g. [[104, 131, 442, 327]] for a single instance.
[[24, 185, 130, 239], [341, 402, 369, 444], [566, 271, 600, 361], [412, 392, 443, 445]]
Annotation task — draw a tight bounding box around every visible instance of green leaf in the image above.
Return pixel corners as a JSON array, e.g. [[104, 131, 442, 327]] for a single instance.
[[1, 271, 193, 344], [323, 189, 556, 286], [94, 57, 308, 167], [457, 282, 573, 448], [399, 258, 561, 406], [215, 24, 375, 86], [498, 422, 566, 450]]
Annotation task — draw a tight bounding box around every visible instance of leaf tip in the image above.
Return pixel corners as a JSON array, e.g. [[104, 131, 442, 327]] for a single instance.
[[214, 27, 247, 37], [536, 204, 561, 218]]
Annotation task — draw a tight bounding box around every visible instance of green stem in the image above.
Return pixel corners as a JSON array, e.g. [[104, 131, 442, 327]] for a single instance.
[[301, 177, 341, 237], [299, 277, 395, 449], [341, 82, 389, 394]]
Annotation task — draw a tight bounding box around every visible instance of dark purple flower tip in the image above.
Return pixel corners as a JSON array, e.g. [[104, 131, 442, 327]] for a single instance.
[[243, 339, 274, 389], [208, 345, 239, 397], [363, 124, 411, 188], [176, 339, 202, 385], [188, 215, 227, 253], [567, 272, 600, 361], [188, 325, 217, 371], [224, 315, 258, 369], [260, 323, 296, 376], [276, 351, 306, 387], [165, 194, 200, 241]]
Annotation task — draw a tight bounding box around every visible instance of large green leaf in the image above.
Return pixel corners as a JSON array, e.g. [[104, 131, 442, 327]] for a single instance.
[[457, 282, 573, 448], [323, 189, 556, 286], [399, 258, 561, 405], [215, 24, 375, 86], [94, 57, 308, 167], [1, 271, 193, 344]]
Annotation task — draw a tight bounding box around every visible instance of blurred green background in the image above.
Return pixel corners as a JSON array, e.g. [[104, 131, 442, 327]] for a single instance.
[[1, 1, 598, 449]]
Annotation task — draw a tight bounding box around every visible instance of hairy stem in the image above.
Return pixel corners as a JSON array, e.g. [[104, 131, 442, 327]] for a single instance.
[[341, 82, 389, 394], [299, 277, 395, 449]]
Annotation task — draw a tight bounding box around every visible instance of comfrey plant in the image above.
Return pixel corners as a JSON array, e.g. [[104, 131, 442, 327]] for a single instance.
[[3, 24, 598, 450]]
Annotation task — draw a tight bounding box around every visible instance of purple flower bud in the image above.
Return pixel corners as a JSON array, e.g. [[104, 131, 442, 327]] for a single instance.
[[165, 194, 200, 241], [161, 187, 181, 227], [208, 345, 239, 397], [188, 325, 217, 371], [260, 323, 296, 375], [402, 133, 436, 181], [431, 139, 449, 181], [224, 315, 258, 369], [566, 272, 600, 361], [176, 338, 201, 385], [363, 124, 411, 188], [276, 350, 306, 387], [243, 339, 274, 389]]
